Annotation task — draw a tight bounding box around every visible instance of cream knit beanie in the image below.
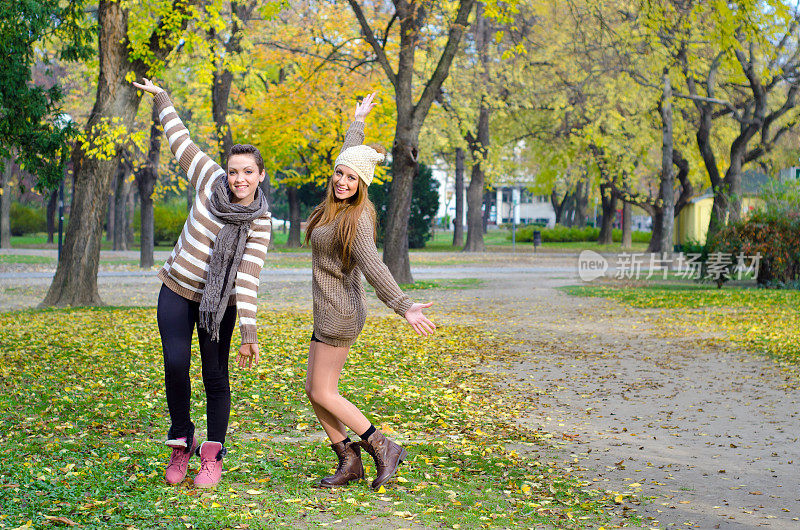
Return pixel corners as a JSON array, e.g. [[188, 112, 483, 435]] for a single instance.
[[334, 145, 385, 186]]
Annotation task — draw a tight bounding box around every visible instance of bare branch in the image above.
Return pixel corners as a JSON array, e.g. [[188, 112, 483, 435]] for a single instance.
[[347, 1, 398, 88], [413, 0, 476, 127]]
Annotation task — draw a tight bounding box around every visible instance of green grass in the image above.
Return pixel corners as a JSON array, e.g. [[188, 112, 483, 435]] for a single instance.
[[537, 241, 649, 252], [12, 229, 651, 254], [563, 283, 800, 364], [0, 307, 623, 529], [422, 231, 650, 252], [0, 254, 54, 265], [397, 278, 483, 290]]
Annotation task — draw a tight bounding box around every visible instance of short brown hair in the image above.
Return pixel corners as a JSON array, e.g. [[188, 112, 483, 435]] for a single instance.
[[228, 144, 264, 173]]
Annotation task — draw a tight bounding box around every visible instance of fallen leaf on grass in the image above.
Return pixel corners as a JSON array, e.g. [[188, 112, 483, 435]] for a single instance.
[[43, 516, 78, 526]]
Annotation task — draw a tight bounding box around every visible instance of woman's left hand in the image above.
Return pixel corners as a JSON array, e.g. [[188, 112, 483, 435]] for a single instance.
[[237, 343, 260, 369], [354, 92, 377, 123], [405, 302, 436, 337]]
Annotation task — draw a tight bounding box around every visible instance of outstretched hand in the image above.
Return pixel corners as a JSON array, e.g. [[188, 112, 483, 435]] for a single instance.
[[405, 302, 436, 337], [237, 343, 260, 370], [354, 92, 377, 123], [132, 77, 164, 96]]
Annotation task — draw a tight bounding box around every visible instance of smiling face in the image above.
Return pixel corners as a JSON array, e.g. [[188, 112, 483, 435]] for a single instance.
[[332, 164, 360, 201], [227, 154, 265, 205]]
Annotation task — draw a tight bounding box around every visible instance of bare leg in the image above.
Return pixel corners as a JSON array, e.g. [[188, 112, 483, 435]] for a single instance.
[[305, 341, 372, 443]]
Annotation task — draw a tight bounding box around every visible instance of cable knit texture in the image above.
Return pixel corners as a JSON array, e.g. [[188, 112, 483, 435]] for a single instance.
[[152, 91, 271, 345], [309, 122, 413, 347], [334, 144, 385, 186]]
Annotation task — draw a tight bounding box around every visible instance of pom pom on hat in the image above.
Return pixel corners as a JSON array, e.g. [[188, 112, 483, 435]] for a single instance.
[[334, 144, 385, 186]]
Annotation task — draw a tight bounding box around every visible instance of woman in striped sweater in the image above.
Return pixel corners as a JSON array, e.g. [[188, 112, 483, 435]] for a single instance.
[[133, 78, 271, 488]]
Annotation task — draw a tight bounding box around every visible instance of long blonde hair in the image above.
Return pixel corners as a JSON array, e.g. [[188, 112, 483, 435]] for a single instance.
[[305, 175, 376, 270]]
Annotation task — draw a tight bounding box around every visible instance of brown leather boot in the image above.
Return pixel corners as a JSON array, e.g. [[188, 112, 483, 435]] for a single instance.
[[358, 431, 408, 489], [319, 440, 364, 488]]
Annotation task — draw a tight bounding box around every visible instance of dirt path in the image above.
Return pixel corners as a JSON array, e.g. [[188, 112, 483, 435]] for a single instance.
[[2, 250, 798, 528], [442, 274, 800, 529]]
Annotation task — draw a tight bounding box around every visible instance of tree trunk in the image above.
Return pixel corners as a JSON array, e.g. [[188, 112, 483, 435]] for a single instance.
[[126, 185, 135, 248], [597, 182, 616, 245], [647, 208, 663, 253], [573, 177, 589, 227], [551, 189, 570, 225], [349, 0, 475, 284], [384, 126, 416, 281], [673, 149, 693, 216], [463, 2, 490, 252], [482, 189, 492, 234], [136, 120, 160, 264], [113, 158, 132, 251], [452, 147, 464, 246], [464, 105, 489, 252], [259, 176, 275, 250], [286, 185, 301, 247], [135, 104, 161, 268], [0, 158, 13, 248], [656, 70, 675, 255], [47, 189, 58, 244], [209, 0, 256, 167], [621, 201, 632, 249], [106, 193, 114, 243], [42, 0, 192, 306], [212, 68, 234, 168]]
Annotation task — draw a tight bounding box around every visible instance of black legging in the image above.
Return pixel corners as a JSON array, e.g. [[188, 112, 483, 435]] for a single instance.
[[157, 284, 237, 444]]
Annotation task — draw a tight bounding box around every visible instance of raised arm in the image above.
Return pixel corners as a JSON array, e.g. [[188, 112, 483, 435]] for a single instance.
[[133, 78, 224, 190], [340, 92, 378, 154]]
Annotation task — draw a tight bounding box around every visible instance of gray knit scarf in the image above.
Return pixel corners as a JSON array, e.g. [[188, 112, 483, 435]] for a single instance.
[[199, 175, 268, 341]]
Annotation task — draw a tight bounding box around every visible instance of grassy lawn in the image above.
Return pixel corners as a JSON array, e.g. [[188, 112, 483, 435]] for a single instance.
[[10, 232, 294, 251], [0, 307, 626, 529], [0, 254, 54, 265], [563, 283, 800, 365], [416, 231, 650, 253], [11, 230, 650, 254]]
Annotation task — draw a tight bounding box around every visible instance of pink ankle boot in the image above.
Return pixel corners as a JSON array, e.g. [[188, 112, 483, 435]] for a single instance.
[[164, 436, 199, 485], [194, 441, 224, 488]]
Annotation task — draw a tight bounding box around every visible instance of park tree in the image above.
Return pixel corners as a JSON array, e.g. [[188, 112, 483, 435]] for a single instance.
[[348, 0, 476, 282], [430, 1, 535, 251], [241, 1, 395, 247], [42, 0, 203, 306], [541, 0, 702, 252], [676, 2, 800, 239], [134, 105, 162, 268], [0, 0, 92, 248]]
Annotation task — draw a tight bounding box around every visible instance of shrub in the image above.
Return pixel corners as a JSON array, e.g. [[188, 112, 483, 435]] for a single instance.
[[510, 224, 651, 244], [708, 209, 800, 287], [10, 202, 46, 236], [152, 199, 188, 246]]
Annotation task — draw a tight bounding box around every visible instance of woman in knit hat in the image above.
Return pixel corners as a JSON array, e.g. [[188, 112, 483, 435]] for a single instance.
[[133, 78, 271, 488], [304, 92, 436, 490]]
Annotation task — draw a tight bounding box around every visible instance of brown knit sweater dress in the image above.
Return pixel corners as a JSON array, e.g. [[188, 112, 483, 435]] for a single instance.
[[309, 122, 414, 347]]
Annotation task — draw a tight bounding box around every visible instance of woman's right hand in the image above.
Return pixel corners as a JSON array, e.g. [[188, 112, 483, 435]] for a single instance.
[[132, 77, 164, 96]]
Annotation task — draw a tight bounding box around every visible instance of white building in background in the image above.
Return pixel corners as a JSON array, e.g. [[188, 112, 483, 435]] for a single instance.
[[431, 163, 557, 228], [494, 187, 555, 226]]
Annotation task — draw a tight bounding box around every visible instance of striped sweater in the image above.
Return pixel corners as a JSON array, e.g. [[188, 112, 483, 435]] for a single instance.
[[153, 91, 271, 344]]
